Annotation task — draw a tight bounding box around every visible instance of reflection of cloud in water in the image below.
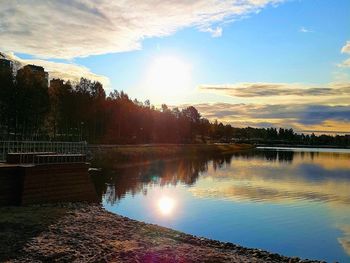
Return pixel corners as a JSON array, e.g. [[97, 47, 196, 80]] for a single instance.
[[205, 152, 350, 189], [190, 176, 350, 206], [190, 152, 350, 258], [292, 151, 350, 170], [337, 225, 350, 256], [192, 155, 350, 208]]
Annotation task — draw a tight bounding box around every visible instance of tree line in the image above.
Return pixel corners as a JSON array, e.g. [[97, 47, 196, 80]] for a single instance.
[[0, 63, 349, 146]]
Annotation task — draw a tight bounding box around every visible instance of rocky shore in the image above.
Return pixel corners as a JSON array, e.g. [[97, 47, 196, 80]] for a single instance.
[[1, 203, 324, 263]]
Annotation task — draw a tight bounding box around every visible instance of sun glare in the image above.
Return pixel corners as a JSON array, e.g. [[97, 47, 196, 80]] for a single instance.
[[144, 56, 192, 101], [157, 196, 176, 216]]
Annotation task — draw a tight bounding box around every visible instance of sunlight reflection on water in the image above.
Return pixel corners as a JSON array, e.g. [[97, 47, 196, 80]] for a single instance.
[[157, 196, 176, 216], [95, 148, 350, 262]]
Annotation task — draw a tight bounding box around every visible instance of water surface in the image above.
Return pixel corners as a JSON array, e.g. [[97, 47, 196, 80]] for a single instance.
[[92, 148, 350, 262]]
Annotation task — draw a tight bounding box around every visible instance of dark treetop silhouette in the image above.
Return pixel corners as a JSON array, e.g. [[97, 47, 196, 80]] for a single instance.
[[0, 60, 349, 146]]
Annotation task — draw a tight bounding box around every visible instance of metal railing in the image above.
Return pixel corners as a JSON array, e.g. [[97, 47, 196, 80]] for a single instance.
[[0, 141, 87, 162]]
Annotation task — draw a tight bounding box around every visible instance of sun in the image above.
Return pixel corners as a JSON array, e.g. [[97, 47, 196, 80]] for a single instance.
[[144, 56, 192, 101], [157, 196, 176, 216]]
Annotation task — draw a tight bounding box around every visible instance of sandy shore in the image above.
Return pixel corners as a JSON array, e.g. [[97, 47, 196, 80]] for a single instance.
[[0, 203, 325, 263]]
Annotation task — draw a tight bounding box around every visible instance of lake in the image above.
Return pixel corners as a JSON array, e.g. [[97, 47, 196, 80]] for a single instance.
[[92, 147, 350, 262]]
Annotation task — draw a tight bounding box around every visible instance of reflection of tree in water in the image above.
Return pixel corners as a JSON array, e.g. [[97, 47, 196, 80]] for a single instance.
[[231, 150, 295, 163], [90, 149, 329, 205], [277, 151, 294, 162], [91, 154, 234, 205]]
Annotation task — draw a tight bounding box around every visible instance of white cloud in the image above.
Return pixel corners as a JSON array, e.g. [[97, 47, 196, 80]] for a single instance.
[[339, 41, 350, 67], [299, 26, 313, 33], [199, 82, 350, 98], [2, 52, 110, 90], [0, 0, 284, 59], [338, 58, 350, 68], [183, 102, 350, 134], [341, 41, 350, 54], [202, 27, 223, 37], [198, 81, 350, 109]]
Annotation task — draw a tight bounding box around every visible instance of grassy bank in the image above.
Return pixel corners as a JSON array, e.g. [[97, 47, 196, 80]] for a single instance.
[[90, 143, 254, 164], [0, 203, 322, 263]]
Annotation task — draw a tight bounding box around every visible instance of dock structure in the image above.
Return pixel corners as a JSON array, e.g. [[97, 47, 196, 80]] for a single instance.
[[0, 141, 97, 206], [0, 141, 88, 162]]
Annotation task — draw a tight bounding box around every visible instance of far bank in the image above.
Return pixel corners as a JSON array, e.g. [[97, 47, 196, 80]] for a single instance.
[[89, 143, 254, 164]]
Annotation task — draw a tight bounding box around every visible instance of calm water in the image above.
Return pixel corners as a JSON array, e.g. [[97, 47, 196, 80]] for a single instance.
[[92, 148, 350, 262]]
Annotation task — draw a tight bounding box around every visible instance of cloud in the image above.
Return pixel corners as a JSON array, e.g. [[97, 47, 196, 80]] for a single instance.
[[338, 58, 350, 68], [194, 103, 350, 123], [195, 81, 350, 132], [339, 41, 350, 67], [0, 0, 284, 59], [298, 105, 350, 125], [299, 26, 313, 33], [337, 225, 350, 257], [1, 52, 110, 89], [341, 41, 350, 54], [201, 26, 223, 37], [185, 102, 350, 134], [199, 82, 350, 97]]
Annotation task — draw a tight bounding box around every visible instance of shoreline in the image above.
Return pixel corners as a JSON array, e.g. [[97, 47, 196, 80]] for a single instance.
[[256, 144, 350, 149], [1, 203, 324, 263], [89, 143, 255, 164]]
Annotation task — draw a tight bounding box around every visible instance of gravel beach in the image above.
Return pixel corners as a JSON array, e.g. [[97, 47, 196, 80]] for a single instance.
[[0, 203, 325, 263]]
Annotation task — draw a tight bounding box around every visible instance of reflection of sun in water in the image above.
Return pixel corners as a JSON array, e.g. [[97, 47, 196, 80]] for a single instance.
[[157, 196, 176, 216], [145, 56, 192, 101]]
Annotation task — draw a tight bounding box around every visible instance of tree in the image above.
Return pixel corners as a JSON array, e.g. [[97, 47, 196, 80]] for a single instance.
[[15, 66, 50, 139], [182, 106, 200, 123], [0, 64, 15, 137], [1, 62, 348, 146]]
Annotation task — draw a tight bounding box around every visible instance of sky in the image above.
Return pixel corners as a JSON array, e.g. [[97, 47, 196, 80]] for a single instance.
[[0, 0, 350, 134]]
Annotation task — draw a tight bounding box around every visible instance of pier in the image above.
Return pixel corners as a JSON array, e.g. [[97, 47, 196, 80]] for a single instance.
[[0, 141, 97, 206]]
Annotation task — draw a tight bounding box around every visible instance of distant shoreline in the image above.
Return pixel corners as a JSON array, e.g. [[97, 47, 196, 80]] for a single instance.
[[89, 143, 350, 166], [256, 144, 350, 149], [89, 143, 255, 164]]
